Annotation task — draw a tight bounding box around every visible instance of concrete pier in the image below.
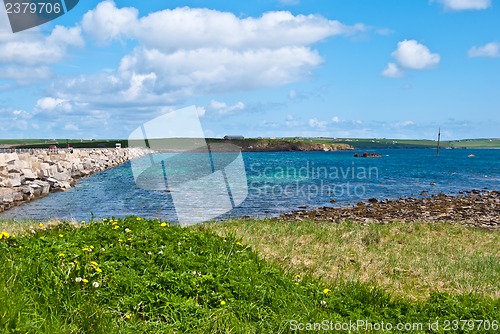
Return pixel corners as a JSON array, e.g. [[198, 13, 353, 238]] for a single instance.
[[0, 148, 148, 213]]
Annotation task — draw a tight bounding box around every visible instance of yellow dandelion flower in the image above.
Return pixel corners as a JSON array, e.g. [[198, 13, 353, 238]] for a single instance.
[[82, 247, 89, 252], [125, 314, 131, 320], [125, 228, 132, 233], [95, 268, 102, 273], [113, 225, 120, 229], [235, 242, 243, 246], [0, 231, 10, 239], [38, 223, 44, 227], [112, 221, 118, 225], [82, 278, 89, 283], [59, 253, 65, 257], [90, 261, 98, 267], [160, 222, 167, 227], [19, 246, 23, 249], [220, 300, 226, 306], [136, 217, 142, 221], [89, 245, 94, 249], [59, 234, 64, 238], [127, 237, 133, 241], [323, 288, 331, 294], [118, 238, 123, 242]]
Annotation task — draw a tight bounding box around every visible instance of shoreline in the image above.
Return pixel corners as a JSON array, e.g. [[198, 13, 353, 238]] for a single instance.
[[278, 190, 500, 229], [0, 148, 150, 214]]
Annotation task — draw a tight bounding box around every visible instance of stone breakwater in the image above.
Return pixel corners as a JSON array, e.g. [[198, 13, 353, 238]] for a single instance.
[[278, 190, 500, 229], [0, 148, 148, 213]]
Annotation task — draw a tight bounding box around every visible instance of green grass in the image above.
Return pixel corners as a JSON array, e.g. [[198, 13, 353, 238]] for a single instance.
[[1, 218, 499, 333], [319, 138, 500, 149], [208, 220, 500, 301]]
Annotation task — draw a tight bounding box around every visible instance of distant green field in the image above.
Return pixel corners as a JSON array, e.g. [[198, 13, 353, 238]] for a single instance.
[[304, 137, 500, 149], [0, 139, 127, 149], [1, 137, 499, 149]]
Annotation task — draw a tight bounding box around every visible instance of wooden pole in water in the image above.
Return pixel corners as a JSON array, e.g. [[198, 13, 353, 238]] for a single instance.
[[436, 127, 441, 156]]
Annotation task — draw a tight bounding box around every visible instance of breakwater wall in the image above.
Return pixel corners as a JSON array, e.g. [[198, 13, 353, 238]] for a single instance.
[[0, 148, 148, 213]]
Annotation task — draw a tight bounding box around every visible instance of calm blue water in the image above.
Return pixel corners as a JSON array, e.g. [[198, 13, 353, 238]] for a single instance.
[[1, 148, 498, 222]]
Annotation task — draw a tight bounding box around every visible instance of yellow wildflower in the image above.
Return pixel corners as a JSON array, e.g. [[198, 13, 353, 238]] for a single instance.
[[103, 218, 108, 222], [220, 300, 226, 306], [125, 314, 131, 320], [59, 234, 64, 238], [323, 288, 331, 294], [136, 217, 142, 221], [0, 231, 10, 239], [125, 228, 132, 233], [118, 239, 123, 242], [38, 223, 44, 227], [127, 237, 133, 241], [95, 268, 102, 273], [82, 247, 89, 252], [59, 253, 65, 257], [90, 261, 98, 267], [113, 225, 120, 229], [82, 278, 89, 283], [160, 222, 167, 227], [235, 242, 243, 246], [89, 245, 94, 249]]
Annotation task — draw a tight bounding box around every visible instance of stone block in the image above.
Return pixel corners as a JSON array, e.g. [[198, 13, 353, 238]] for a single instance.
[[0, 188, 14, 204], [21, 168, 37, 180], [8, 173, 21, 187]]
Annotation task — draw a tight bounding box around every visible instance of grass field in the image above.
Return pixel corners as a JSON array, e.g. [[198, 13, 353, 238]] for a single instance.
[[316, 138, 500, 149], [1, 218, 498, 333]]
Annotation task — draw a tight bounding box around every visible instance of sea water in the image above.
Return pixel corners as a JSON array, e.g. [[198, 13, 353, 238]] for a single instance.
[[0, 148, 498, 222]]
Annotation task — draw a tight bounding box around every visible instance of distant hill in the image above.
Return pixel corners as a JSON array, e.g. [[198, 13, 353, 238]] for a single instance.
[[1, 137, 498, 150]]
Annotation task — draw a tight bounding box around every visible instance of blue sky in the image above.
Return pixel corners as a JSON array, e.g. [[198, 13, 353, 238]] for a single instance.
[[0, 0, 499, 140]]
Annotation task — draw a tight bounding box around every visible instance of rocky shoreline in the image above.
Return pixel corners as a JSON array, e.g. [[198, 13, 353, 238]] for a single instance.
[[0, 148, 149, 213], [278, 190, 500, 229]]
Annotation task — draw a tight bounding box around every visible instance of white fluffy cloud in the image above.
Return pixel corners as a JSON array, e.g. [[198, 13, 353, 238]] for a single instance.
[[308, 118, 327, 129], [331, 116, 340, 123], [392, 40, 440, 70], [468, 42, 500, 58], [437, 0, 491, 10], [0, 6, 83, 82], [0, 18, 83, 65], [81, 1, 138, 44], [382, 62, 404, 78], [36, 97, 72, 112], [383, 40, 440, 78], [61, 1, 366, 107], [210, 100, 245, 114], [82, 3, 364, 51]]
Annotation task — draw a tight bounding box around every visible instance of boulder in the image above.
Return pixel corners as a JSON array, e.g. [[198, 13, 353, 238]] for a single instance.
[[8, 173, 22, 187], [34, 180, 50, 195], [21, 168, 37, 180], [0, 188, 15, 204]]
